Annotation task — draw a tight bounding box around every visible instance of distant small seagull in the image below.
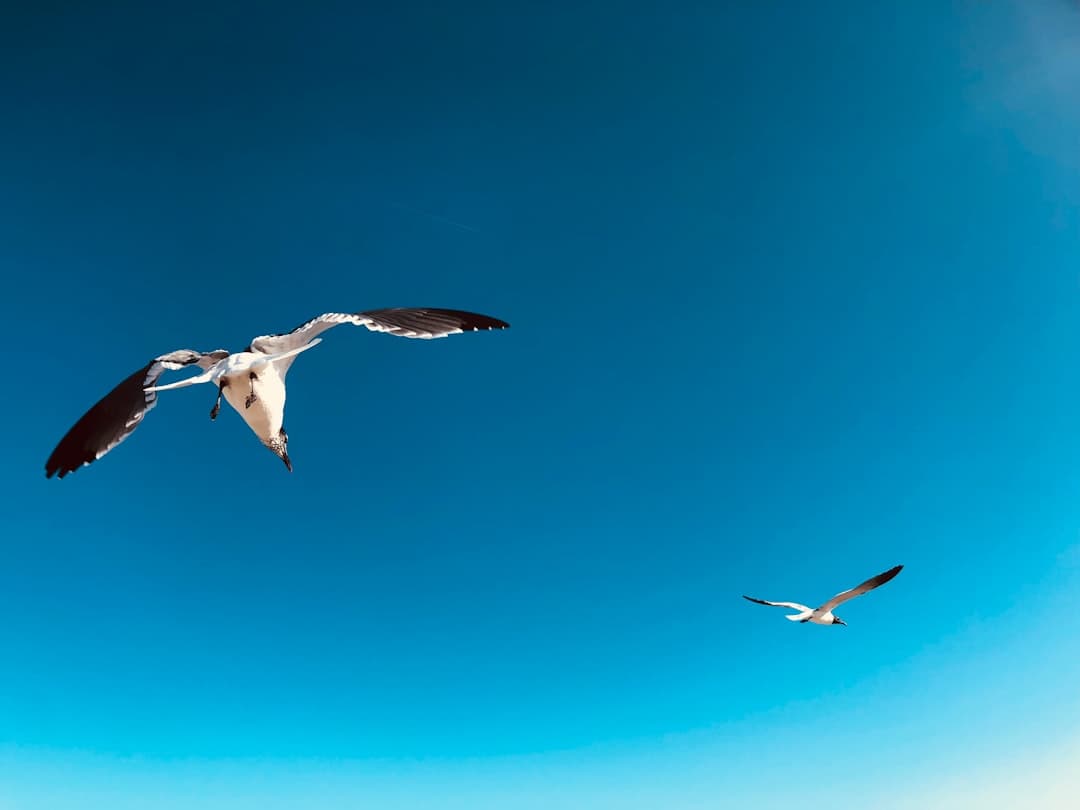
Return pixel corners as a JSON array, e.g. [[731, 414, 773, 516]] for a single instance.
[[743, 564, 903, 626], [45, 307, 509, 478]]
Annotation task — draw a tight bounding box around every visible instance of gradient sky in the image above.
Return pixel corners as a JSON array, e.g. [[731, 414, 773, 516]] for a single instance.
[[3, 1, 1080, 808]]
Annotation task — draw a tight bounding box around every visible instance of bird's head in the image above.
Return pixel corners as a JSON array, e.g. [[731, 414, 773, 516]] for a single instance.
[[832, 616, 847, 626], [266, 428, 292, 472]]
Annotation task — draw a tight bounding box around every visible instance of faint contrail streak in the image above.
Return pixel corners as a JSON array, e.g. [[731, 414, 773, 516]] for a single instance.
[[391, 202, 482, 234]]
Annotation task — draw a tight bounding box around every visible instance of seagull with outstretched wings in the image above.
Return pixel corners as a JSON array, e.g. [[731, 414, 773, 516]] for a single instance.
[[743, 564, 903, 626], [46, 307, 509, 478]]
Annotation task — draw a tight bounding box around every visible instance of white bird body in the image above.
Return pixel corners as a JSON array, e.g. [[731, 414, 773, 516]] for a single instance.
[[46, 308, 509, 478], [767, 604, 814, 622], [783, 606, 843, 624], [220, 359, 287, 444], [744, 565, 903, 626], [148, 342, 320, 447]]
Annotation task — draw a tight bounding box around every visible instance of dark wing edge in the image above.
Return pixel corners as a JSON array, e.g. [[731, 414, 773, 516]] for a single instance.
[[248, 307, 510, 353], [820, 564, 905, 612], [358, 307, 510, 339], [743, 596, 779, 607], [45, 350, 212, 479], [855, 564, 904, 594]]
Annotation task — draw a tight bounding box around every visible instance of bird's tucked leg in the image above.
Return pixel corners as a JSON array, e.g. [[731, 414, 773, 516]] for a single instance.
[[245, 372, 258, 409], [210, 380, 228, 420]]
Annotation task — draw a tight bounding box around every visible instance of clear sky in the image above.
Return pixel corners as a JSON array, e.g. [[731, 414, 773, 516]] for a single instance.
[[2, 1, 1080, 807]]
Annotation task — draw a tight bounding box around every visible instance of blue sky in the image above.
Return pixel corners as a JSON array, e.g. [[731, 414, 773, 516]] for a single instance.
[[3, 1, 1080, 807]]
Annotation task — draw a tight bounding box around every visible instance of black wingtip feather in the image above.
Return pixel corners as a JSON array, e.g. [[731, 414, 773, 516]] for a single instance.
[[360, 307, 510, 335], [44, 362, 155, 480], [426, 308, 509, 331], [419, 308, 508, 330]]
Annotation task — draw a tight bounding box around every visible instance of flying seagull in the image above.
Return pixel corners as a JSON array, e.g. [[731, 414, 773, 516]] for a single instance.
[[742, 564, 903, 626], [45, 307, 509, 479]]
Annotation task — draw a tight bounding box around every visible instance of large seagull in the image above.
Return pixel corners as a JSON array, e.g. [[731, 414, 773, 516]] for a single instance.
[[743, 564, 903, 626], [45, 307, 509, 478]]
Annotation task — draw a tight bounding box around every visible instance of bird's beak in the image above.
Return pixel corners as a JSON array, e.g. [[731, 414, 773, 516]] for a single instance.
[[280, 451, 292, 472], [836, 619, 847, 626]]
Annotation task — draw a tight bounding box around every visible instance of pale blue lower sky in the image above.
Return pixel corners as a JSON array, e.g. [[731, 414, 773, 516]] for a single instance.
[[4, 553, 1079, 809]]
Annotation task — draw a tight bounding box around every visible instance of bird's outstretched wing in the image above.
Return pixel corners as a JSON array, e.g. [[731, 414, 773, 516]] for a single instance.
[[816, 564, 903, 613], [248, 307, 510, 356], [45, 349, 227, 479], [742, 596, 812, 612]]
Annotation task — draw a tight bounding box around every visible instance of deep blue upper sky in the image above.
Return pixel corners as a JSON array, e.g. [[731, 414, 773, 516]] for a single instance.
[[2, 2, 1080, 807]]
